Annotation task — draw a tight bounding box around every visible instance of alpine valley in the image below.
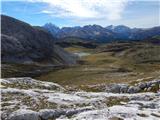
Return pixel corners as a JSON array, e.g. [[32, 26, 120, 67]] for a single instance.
[[1, 15, 160, 120]]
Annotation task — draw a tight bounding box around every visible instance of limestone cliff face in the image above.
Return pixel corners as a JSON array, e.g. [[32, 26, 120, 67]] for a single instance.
[[1, 15, 76, 65]]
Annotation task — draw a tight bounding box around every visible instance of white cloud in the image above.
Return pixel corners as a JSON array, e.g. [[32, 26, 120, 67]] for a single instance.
[[29, 0, 129, 20], [41, 10, 53, 14]]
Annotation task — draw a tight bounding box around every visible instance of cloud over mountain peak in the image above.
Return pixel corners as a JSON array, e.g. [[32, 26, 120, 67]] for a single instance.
[[29, 0, 129, 20]]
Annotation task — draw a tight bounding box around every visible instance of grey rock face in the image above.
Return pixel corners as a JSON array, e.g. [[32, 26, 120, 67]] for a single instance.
[[8, 109, 40, 120], [1, 15, 76, 65]]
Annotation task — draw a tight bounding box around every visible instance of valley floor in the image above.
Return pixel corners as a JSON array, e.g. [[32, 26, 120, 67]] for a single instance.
[[37, 43, 160, 91]]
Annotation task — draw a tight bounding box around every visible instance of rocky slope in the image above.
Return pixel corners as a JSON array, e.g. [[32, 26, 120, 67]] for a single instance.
[[1, 15, 76, 65], [1, 77, 160, 120]]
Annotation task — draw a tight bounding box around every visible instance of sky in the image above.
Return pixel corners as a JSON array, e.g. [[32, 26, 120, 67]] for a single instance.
[[1, 0, 160, 28]]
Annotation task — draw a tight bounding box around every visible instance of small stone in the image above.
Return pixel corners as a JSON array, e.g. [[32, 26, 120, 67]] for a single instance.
[[144, 88, 147, 91], [138, 83, 147, 89], [151, 84, 156, 87], [137, 113, 149, 117], [120, 102, 127, 105], [147, 87, 152, 91], [151, 112, 160, 117], [109, 117, 124, 120]]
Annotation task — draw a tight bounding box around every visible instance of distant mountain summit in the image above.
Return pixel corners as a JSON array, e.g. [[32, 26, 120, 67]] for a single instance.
[[106, 25, 132, 39], [43, 23, 60, 36], [106, 25, 131, 35], [43, 23, 160, 42]]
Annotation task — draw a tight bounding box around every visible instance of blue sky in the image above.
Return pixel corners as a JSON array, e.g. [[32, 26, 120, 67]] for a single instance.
[[1, 0, 160, 28]]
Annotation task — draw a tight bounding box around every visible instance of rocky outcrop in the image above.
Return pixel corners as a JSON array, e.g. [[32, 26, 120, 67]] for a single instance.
[[105, 80, 160, 93], [1, 15, 76, 65], [1, 77, 65, 91]]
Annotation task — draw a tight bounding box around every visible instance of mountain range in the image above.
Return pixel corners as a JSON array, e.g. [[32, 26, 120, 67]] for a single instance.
[[43, 23, 160, 42], [1, 14, 160, 66]]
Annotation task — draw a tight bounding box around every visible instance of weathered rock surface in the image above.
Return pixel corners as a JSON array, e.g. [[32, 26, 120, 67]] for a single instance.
[[1, 77, 65, 91], [39, 107, 92, 120], [8, 109, 40, 120], [1, 77, 160, 120]]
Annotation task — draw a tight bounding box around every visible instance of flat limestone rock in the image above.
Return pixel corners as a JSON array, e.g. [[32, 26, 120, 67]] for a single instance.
[[8, 109, 40, 120]]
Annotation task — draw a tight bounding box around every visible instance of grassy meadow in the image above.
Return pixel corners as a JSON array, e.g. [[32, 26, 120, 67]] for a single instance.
[[36, 42, 160, 90]]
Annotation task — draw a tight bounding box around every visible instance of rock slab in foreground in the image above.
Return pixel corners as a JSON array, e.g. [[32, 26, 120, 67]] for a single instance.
[[1, 77, 160, 120]]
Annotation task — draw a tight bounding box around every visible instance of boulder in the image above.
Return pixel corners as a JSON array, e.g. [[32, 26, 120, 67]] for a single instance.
[[106, 84, 128, 93], [127, 86, 135, 93], [127, 86, 141, 93], [133, 86, 141, 93], [120, 85, 128, 93], [138, 82, 147, 89]]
